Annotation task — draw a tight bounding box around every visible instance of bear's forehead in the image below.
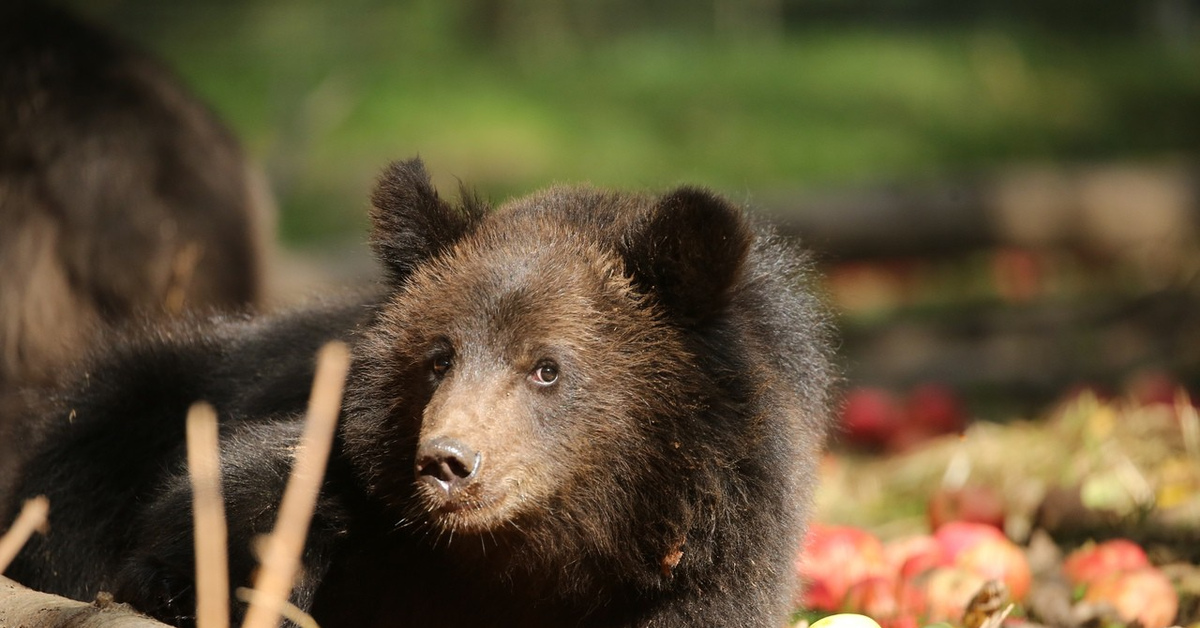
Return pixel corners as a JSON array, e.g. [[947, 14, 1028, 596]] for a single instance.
[[388, 208, 656, 353], [402, 219, 629, 319], [448, 209, 626, 289]]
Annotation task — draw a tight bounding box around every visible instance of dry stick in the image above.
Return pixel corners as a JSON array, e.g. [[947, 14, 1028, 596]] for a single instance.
[[235, 587, 321, 628], [240, 341, 350, 628], [187, 402, 230, 628], [0, 496, 49, 573]]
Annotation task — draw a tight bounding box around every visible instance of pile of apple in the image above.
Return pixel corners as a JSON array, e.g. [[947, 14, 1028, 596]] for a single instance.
[[794, 523, 1180, 628], [1062, 538, 1178, 628], [794, 520, 1028, 628]]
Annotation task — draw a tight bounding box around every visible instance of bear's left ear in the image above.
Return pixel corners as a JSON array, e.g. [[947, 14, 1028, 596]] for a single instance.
[[623, 187, 754, 325], [369, 158, 486, 284]]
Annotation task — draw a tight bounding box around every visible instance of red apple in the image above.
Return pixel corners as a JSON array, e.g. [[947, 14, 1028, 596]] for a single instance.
[[919, 566, 989, 623], [894, 575, 931, 619], [843, 576, 899, 617], [840, 388, 904, 451], [1062, 538, 1150, 586], [1083, 567, 1179, 628], [933, 521, 1006, 562], [800, 578, 842, 612], [880, 616, 919, 628], [905, 383, 967, 436], [955, 536, 1032, 602], [884, 534, 946, 581], [796, 524, 888, 611]]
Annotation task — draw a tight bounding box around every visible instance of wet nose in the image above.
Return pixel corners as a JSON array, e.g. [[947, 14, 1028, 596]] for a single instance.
[[415, 437, 481, 493]]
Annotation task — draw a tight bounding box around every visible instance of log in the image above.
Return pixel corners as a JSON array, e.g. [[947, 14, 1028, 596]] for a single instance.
[[0, 576, 170, 628], [761, 162, 1200, 261]]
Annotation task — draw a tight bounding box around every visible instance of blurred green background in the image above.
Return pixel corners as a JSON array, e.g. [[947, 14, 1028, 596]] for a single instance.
[[57, 0, 1200, 413], [65, 0, 1200, 245]]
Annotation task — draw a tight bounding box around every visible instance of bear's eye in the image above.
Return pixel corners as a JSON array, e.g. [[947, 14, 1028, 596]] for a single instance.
[[431, 353, 453, 378], [530, 360, 559, 386]]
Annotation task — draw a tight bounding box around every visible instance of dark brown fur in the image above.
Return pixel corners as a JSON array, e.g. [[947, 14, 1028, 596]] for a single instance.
[[2, 159, 834, 628], [0, 4, 271, 490], [327, 165, 835, 626], [0, 4, 270, 389]]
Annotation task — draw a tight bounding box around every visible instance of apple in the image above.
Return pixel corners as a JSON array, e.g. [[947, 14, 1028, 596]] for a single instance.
[[800, 578, 842, 613], [883, 534, 945, 581], [796, 524, 888, 611], [810, 613, 883, 628], [905, 383, 966, 436], [840, 388, 904, 451], [1062, 538, 1150, 586], [843, 576, 899, 617], [879, 616, 919, 628], [1083, 567, 1179, 628], [919, 566, 989, 623], [933, 521, 1006, 562], [954, 536, 1032, 602]]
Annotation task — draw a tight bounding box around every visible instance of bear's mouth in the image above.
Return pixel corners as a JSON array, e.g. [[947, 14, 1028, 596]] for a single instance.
[[415, 480, 516, 533]]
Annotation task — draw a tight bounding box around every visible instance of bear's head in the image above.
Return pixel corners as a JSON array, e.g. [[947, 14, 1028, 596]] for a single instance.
[[342, 158, 785, 595]]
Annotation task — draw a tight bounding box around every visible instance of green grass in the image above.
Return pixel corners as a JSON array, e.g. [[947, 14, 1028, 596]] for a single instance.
[[92, 3, 1200, 245]]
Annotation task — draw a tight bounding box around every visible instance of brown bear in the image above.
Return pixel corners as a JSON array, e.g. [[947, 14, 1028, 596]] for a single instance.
[[0, 3, 270, 391], [1, 158, 834, 628], [0, 4, 271, 490]]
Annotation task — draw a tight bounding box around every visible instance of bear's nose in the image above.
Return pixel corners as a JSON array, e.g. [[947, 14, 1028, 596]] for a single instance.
[[415, 437, 481, 493]]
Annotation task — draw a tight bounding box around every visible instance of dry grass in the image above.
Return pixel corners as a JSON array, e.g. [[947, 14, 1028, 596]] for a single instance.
[[239, 341, 349, 628]]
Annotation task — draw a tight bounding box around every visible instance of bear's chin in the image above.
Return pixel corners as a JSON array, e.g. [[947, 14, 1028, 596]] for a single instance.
[[415, 481, 522, 535]]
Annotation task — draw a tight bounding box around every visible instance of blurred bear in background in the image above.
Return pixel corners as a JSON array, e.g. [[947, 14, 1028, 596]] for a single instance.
[[0, 4, 271, 423]]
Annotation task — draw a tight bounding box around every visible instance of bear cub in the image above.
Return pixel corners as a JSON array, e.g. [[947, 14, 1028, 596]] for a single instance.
[[2, 159, 835, 628]]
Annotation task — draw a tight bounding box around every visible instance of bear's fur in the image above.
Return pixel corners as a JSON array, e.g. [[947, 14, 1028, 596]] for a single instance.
[[0, 3, 270, 392], [1, 159, 834, 628]]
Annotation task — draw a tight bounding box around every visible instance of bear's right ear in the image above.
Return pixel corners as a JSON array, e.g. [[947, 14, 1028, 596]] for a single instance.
[[369, 158, 485, 284]]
